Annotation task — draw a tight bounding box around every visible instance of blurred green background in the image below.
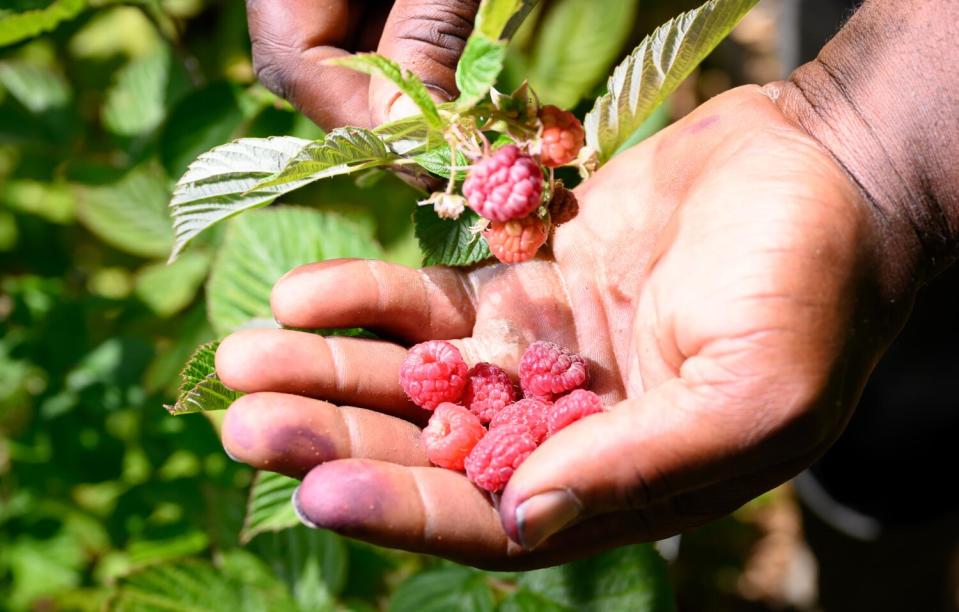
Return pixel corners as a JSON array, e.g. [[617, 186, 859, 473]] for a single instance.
[[0, 1, 808, 610]]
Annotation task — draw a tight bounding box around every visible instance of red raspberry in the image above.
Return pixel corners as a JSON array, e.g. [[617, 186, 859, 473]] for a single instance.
[[399, 340, 468, 410], [463, 362, 516, 424], [540, 105, 585, 168], [519, 341, 588, 400], [422, 403, 486, 470], [547, 389, 604, 436], [465, 424, 537, 493], [463, 145, 543, 222], [483, 214, 549, 264], [489, 398, 550, 444]]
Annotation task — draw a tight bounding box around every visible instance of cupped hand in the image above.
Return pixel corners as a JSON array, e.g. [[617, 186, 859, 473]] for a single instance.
[[247, 0, 479, 129], [215, 86, 912, 569]]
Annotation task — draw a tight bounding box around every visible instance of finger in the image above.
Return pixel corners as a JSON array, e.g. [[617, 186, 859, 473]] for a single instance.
[[216, 328, 428, 421], [271, 259, 476, 342], [246, 0, 371, 128], [221, 392, 429, 478], [370, 0, 480, 123]]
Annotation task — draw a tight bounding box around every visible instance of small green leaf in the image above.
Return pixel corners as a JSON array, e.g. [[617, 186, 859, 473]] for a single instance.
[[0, 0, 86, 46], [102, 46, 190, 140], [585, 0, 758, 162], [327, 54, 441, 128], [165, 341, 241, 415], [413, 206, 491, 267], [455, 34, 507, 110], [412, 145, 469, 180], [134, 251, 210, 317], [240, 471, 300, 543], [389, 567, 495, 612], [474, 0, 539, 40]]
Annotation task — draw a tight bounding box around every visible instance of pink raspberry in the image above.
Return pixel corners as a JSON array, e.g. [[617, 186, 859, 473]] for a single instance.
[[540, 105, 585, 168], [519, 341, 589, 400], [483, 214, 549, 264], [399, 340, 468, 410], [421, 403, 486, 470], [463, 145, 543, 222], [465, 424, 538, 493], [463, 362, 517, 424], [489, 398, 550, 443], [547, 389, 604, 436]]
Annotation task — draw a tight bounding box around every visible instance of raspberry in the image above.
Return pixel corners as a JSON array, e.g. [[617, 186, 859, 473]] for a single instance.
[[399, 340, 468, 410], [547, 389, 604, 436], [463, 145, 543, 222], [489, 398, 550, 443], [465, 424, 538, 493], [464, 362, 517, 424], [422, 403, 486, 470], [540, 105, 585, 168], [483, 214, 549, 264], [519, 341, 588, 400], [547, 182, 579, 226]]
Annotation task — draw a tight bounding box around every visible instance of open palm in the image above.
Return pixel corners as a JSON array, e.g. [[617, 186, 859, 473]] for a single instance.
[[216, 86, 907, 569]]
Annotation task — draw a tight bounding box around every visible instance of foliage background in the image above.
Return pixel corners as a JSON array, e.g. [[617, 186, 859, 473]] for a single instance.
[[0, 1, 799, 610]]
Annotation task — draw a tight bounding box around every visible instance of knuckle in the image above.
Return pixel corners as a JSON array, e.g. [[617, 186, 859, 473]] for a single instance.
[[251, 46, 294, 99]]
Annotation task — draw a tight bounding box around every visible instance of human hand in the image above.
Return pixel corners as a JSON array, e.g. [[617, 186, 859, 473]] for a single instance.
[[246, 0, 478, 129], [215, 85, 914, 569]]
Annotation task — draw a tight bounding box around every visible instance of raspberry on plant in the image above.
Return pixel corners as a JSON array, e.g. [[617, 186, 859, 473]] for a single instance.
[[539, 105, 585, 168], [465, 424, 538, 493], [483, 214, 549, 264], [547, 182, 579, 226], [399, 340, 468, 410], [462, 144, 543, 222], [464, 362, 517, 424], [489, 398, 550, 443], [422, 403, 486, 470], [547, 389, 604, 436], [519, 341, 589, 400]]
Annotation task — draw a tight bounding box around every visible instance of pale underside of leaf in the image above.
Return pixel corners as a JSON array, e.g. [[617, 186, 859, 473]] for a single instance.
[[584, 0, 758, 162]]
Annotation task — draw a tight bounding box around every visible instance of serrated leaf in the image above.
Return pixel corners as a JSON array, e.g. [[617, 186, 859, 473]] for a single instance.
[[527, 0, 638, 108], [585, 0, 758, 162], [0, 0, 86, 46], [454, 34, 507, 110], [412, 145, 469, 180], [102, 46, 190, 139], [252, 127, 397, 191], [373, 113, 445, 156], [166, 341, 241, 415], [251, 527, 348, 610], [389, 567, 495, 612], [206, 207, 382, 336], [327, 54, 441, 128], [474, 0, 539, 40], [413, 207, 491, 267], [240, 471, 300, 543], [168, 136, 315, 261], [134, 251, 210, 317]]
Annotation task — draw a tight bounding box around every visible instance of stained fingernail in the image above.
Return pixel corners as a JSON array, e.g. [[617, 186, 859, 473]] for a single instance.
[[292, 486, 319, 529], [514, 489, 583, 550]]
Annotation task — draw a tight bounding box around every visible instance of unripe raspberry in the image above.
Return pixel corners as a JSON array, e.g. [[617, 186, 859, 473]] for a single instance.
[[422, 403, 486, 470], [464, 362, 517, 424], [519, 340, 589, 400], [489, 398, 550, 444], [539, 105, 585, 168], [463, 145, 543, 222], [465, 424, 538, 493], [547, 389, 604, 436], [547, 182, 579, 226], [399, 340, 468, 410], [483, 214, 549, 264]]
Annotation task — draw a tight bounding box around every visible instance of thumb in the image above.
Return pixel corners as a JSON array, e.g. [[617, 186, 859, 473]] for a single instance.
[[370, 0, 480, 124]]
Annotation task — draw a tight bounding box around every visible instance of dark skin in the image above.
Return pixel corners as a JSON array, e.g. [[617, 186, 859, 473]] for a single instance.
[[220, 0, 959, 569]]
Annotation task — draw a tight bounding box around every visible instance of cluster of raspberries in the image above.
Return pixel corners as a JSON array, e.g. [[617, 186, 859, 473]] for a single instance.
[[399, 339, 603, 493], [462, 105, 585, 265]]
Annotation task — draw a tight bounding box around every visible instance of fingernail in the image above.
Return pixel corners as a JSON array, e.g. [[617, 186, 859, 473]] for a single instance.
[[291, 486, 318, 529], [223, 444, 241, 463], [514, 489, 583, 550]]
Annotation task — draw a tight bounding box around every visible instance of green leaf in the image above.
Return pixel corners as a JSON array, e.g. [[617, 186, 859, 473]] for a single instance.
[[455, 34, 507, 110], [498, 589, 567, 612], [0, 60, 69, 115], [514, 545, 675, 611], [327, 54, 441, 128], [206, 207, 382, 336], [240, 471, 300, 543], [414, 206, 490, 267], [389, 567, 495, 612], [251, 526, 348, 609], [102, 46, 190, 139], [165, 341, 241, 415], [412, 145, 469, 180], [474, 0, 539, 40], [0, 0, 86, 47], [74, 162, 175, 259], [373, 113, 445, 156], [134, 251, 210, 317], [527, 0, 638, 108], [252, 127, 397, 191], [585, 0, 758, 162], [168, 136, 315, 261]]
